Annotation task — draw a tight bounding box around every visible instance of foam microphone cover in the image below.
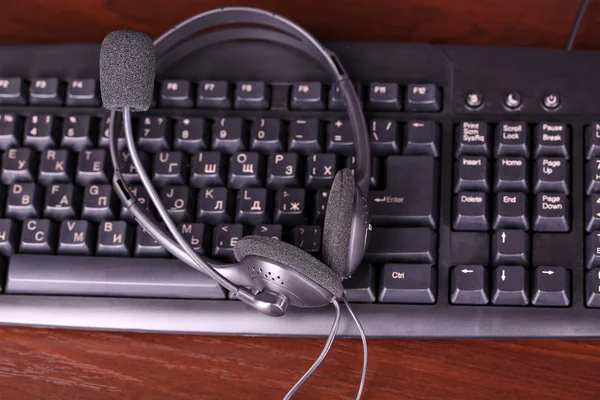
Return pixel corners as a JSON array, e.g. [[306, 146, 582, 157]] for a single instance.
[[100, 30, 155, 112]]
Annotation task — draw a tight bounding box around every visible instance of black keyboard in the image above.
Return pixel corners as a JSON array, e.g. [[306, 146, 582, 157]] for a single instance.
[[0, 41, 597, 338]]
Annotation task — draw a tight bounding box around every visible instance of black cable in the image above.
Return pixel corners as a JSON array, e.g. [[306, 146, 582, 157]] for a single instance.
[[567, 0, 590, 50]]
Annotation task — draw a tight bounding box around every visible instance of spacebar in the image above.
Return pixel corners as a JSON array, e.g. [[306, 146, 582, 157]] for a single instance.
[[5, 255, 226, 299]]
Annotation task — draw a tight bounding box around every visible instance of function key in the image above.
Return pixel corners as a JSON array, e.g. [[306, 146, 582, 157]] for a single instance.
[[66, 79, 100, 106], [455, 122, 490, 157], [29, 78, 64, 106], [234, 81, 270, 109], [173, 117, 209, 154], [370, 119, 400, 156], [159, 80, 194, 108], [494, 122, 529, 158], [328, 82, 362, 110], [404, 121, 439, 157], [405, 84, 441, 112], [290, 82, 325, 110], [0, 113, 22, 150], [586, 122, 600, 159], [534, 123, 569, 158], [367, 82, 401, 111], [0, 78, 27, 105], [196, 80, 231, 109]]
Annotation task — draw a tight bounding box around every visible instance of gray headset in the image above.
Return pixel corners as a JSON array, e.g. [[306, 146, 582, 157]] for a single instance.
[[102, 7, 372, 318]]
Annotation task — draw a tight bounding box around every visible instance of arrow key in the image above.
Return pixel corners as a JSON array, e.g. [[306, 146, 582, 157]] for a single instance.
[[491, 230, 530, 266], [532, 266, 570, 307], [491, 266, 529, 306], [450, 265, 489, 305]]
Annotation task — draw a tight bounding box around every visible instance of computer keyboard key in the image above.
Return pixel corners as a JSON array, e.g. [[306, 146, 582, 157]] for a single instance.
[[292, 225, 321, 254], [491, 229, 530, 266], [38, 149, 74, 185], [57, 220, 94, 255], [196, 80, 231, 109], [0, 77, 26, 104], [531, 266, 570, 307], [0, 113, 22, 150], [534, 123, 569, 158], [494, 157, 529, 192], [370, 156, 438, 228], [29, 78, 64, 105], [76, 149, 112, 186], [19, 219, 56, 254], [450, 265, 489, 305], [455, 122, 490, 157], [405, 84, 441, 112], [495, 122, 529, 157], [370, 119, 400, 156], [5, 183, 43, 220], [234, 81, 270, 109], [586, 269, 600, 307], [327, 120, 354, 155], [81, 184, 118, 222], [0, 219, 19, 256], [153, 151, 188, 187], [586, 194, 600, 232], [1, 147, 38, 184], [160, 80, 194, 108], [190, 152, 227, 188], [288, 119, 323, 155], [493, 192, 529, 230], [118, 150, 150, 184], [197, 187, 233, 224], [134, 225, 169, 258], [343, 264, 376, 303], [346, 156, 380, 188], [313, 190, 329, 224], [66, 79, 100, 106], [274, 189, 306, 225], [586, 232, 600, 269], [306, 153, 338, 189], [267, 153, 301, 189], [365, 227, 436, 264], [378, 264, 436, 304], [454, 156, 490, 192], [213, 224, 244, 261], [24, 114, 61, 151], [586, 123, 600, 160], [137, 116, 171, 152], [44, 183, 80, 220], [253, 224, 283, 240], [249, 118, 285, 155], [533, 158, 569, 194], [290, 82, 325, 110], [179, 223, 209, 254], [173, 117, 209, 153], [160, 186, 195, 223], [404, 120, 440, 157], [228, 152, 264, 189], [453, 192, 489, 231], [96, 221, 133, 256], [586, 159, 600, 194], [6, 255, 226, 298], [491, 266, 529, 306], [533, 194, 569, 232], [120, 185, 156, 221], [98, 115, 125, 150], [235, 188, 270, 225], [328, 81, 362, 110], [367, 82, 401, 111], [212, 117, 247, 154]]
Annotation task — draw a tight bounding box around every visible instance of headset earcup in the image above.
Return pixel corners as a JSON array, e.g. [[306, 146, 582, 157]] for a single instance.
[[322, 169, 356, 277], [234, 235, 344, 298]]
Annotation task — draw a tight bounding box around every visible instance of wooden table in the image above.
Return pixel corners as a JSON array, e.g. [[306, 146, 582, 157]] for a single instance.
[[1, 1, 600, 399]]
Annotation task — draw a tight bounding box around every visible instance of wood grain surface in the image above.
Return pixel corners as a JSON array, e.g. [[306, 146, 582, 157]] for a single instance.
[[0, 1, 599, 399]]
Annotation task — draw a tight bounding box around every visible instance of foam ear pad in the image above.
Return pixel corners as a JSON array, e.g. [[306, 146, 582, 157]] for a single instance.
[[234, 235, 344, 298], [322, 169, 356, 277]]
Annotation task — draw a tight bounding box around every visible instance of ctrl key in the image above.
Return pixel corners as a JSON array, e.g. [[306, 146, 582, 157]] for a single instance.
[[378, 264, 436, 304]]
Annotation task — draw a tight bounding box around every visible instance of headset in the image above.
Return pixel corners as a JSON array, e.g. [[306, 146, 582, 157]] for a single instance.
[[99, 7, 371, 398]]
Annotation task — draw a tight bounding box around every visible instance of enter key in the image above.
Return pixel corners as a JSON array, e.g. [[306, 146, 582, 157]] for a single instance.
[[369, 156, 439, 228]]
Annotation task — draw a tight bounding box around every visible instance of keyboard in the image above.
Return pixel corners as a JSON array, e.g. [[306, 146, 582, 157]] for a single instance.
[[0, 41, 597, 338]]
